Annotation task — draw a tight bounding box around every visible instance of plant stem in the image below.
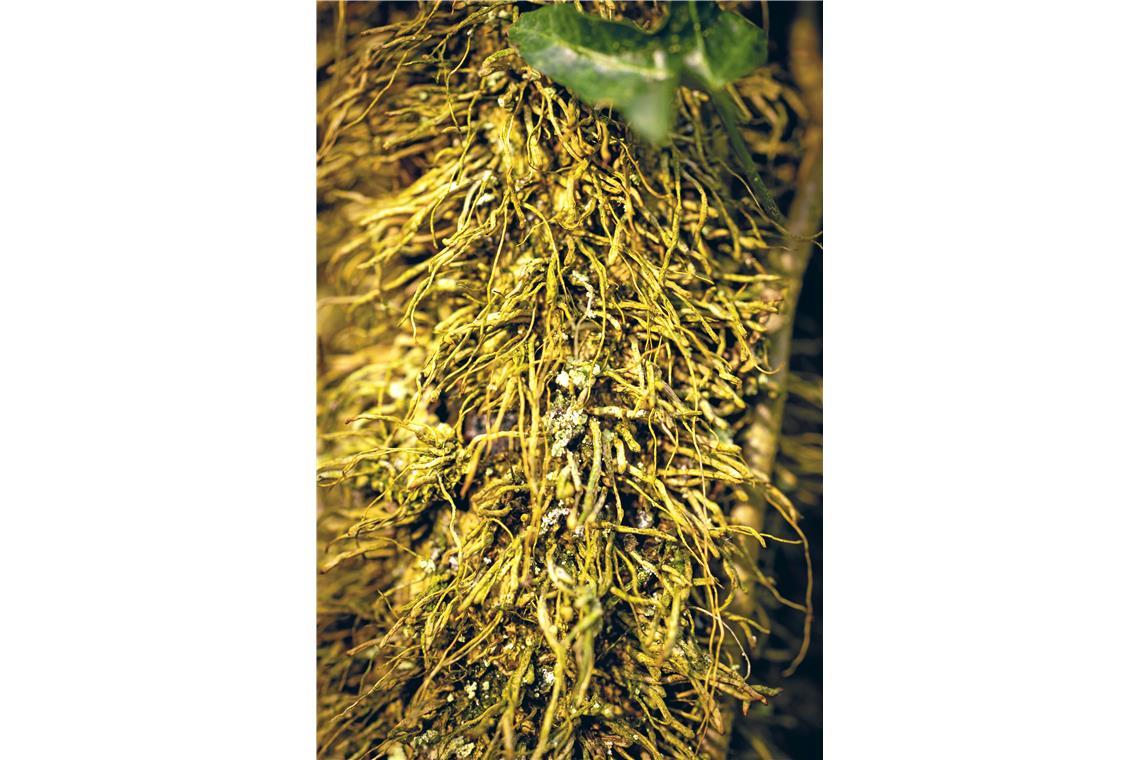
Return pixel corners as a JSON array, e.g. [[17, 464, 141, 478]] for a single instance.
[[718, 9, 822, 756], [743, 9, 823, 483], [708, 87, 791, 231]]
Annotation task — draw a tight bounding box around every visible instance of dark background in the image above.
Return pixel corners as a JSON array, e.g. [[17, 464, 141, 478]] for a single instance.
[[742, 3, 823, 758]]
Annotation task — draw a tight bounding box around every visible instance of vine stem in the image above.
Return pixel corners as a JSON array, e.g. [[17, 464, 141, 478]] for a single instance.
[[744, 7, 824, 483], [717, 8, 822, 757], [708, 87, 791, 231]]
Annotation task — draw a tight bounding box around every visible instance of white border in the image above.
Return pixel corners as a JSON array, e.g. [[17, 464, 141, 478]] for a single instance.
[[5, 1, 1140, 757]]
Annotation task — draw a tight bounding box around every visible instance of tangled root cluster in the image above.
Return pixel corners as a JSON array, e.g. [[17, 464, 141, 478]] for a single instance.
[[317, 3, 812, 758]]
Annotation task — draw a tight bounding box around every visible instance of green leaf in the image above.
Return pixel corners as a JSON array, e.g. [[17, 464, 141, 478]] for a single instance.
[[669, 2, 768, 91], [508, 2, 767, 145]]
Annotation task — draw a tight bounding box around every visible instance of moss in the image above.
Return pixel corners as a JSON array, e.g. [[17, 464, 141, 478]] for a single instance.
[[317, 3, 814, 758]]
